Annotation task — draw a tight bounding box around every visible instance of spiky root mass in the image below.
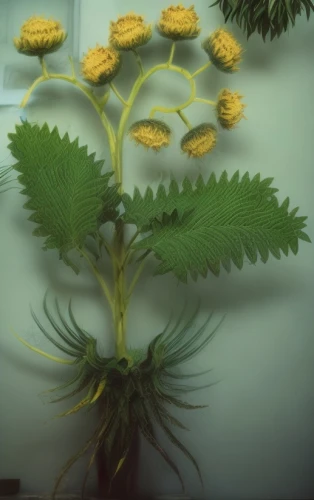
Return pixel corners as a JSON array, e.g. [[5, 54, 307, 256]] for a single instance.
[[28, 296, 222, 498]]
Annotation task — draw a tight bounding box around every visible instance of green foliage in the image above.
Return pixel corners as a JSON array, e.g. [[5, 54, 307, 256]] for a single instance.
[[8, 121, 120, 260], [124, 171, 310, 282], [211, 0, 314, 40], [31, 296, 222, 498]]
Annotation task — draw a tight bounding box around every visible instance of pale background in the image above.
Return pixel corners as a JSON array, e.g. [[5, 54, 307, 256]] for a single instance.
[[0, 0, 314, 499]]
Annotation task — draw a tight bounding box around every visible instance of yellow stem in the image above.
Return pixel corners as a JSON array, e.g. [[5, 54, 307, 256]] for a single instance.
[[194, 97, 216, 106], [80, 248, 114, 313], [68, 56, 77, 79], [105, 58, 199, 359], [98, 90, 111, 108], [177, 110, 193, 129], [20, 72, 116, 166], [191, 61, 212, 78], [126, 230, 140, 254], [110, 83, 129, 106], [168, 42, 176, 66], [132, 49, 144, 75], [39, 56, 49, 78], [127, 258, 147, 302], [20, 52, 203, 363], [149, 64, 195, 118]]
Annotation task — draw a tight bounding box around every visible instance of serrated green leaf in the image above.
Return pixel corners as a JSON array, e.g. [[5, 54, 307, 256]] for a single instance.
[[122, 181, 194, 231], [8, 121, 118, 258], [132, 171, 309, 282]]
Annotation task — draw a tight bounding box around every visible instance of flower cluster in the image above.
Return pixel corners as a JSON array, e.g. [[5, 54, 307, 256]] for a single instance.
[[14, 5, 246, 158]]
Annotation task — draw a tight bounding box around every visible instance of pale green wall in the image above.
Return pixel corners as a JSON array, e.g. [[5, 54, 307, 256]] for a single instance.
[[1, 0, 314, 499]]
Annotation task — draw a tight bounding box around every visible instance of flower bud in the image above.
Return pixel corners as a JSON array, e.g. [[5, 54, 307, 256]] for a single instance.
[[129, 119, 171, 151], [14, 16, 67, 56], [81, 45, 121, 86], [181, 123, 217, 158], [216, 89, 246, 130], [157, 4, 201, 41], [109, 13, 152, 51], [202, 28, 243, 73]]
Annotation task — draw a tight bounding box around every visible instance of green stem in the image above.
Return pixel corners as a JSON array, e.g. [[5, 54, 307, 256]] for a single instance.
[[126, 229, 140, 253], [194, 97, 216, 106], [68, 56, 77, 79], [191, 61, 212, 78], [20, 72, 116, 165], [80, 248, 114, 313], [39, 56, 49, 78], [21, 52, 202, 363], [127, 258, 147, 302], [177, 110, 193, 129], [132, 49, 144, 75], [110, 83, 129, 106], [113, 221, 128, 360], [148, 64, 195, 118], [168, 42, 176, 66], [112, 59, 196, 359], [98, 90, 111, 108]]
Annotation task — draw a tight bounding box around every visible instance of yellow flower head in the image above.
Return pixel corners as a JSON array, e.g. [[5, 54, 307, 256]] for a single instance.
[[109, 13, 152, 51], [157, 4, 201, 41], [181, 123, 217, 158], [129, 119, 171, 151], [202, 28, 243, 73], [81, 45, 121, 86], [13, 16, 67, 56], [216, 89, 246, 130]]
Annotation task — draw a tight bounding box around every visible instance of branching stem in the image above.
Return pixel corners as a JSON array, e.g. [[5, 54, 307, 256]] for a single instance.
[[194, 97, 216, 106], [80, 248, 114, 313], [21, 51, 206, 361], [177, 110, 193, 129], [110, 83, 129, 106], [191, 61, 212, 78]]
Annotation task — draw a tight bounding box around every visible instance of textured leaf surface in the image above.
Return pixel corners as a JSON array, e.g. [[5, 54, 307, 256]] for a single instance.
[[8, 121, 118, 254], [131, 171, 310, 281], [122, 181, 188, 231]]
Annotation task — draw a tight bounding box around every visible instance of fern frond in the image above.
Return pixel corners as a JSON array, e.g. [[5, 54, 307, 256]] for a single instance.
[[129, 171, 310, 282]]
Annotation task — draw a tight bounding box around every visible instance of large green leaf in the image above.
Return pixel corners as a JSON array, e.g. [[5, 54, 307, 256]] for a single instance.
[[8, 121, 119, 257], [128, 171, 310, 282]]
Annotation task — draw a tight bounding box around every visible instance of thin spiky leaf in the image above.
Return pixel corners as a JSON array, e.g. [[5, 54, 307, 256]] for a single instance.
[[0, 165, 12, 193], [211, 0, 314, 40]]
